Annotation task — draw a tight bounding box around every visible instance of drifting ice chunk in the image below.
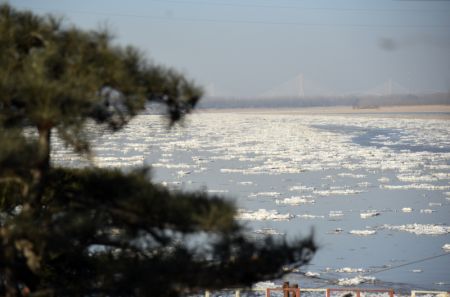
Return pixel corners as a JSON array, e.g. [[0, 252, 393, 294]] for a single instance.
[[381, 184, 450, 190], [297, 214, 325, 219], [442, 244, 450, 252], [420, 209, 435, 214], [207, 189, 229, 194], [252, 281, 278, 289], [314, 188, 363, 196], [161, 181, 181, 187], [238, 181, 253, 185], [220, 168, 244, 173], [378, 177, 390, 183], [397, 174, 438, 182], [237, 209, 294, 221], [434, 172, 450, 180], [152, 163, 191, 169], [360, 211, 380, 219], [434, 282, 450, 286], [429, 202, 442, 207], [383, 224, 450, 235], [329, 211, 344, 218], [176, 170, 191, 177], [349, 230, 376, 236], [249, 192, 281, 198], [276, 196, 315, 205], [289, 185, 315, 191], [335, 267, 365, 273], [253, 228, 285, 236], [337, 276, 376, 286], [357, 182, 371, 188], [337, 173, 366, 179], [402, 207, 413, 213], [305, 271, 320, 277]]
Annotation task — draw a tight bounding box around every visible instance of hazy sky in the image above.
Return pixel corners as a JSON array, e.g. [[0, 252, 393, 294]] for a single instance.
[[9, 0, 450, 97]]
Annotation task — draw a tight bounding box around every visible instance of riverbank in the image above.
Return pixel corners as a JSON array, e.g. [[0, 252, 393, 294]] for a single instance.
[[198, 105, 450, 120]]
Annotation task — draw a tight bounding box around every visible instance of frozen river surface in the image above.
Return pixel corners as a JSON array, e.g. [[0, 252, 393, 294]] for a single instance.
[[52, 111, 450, 291]]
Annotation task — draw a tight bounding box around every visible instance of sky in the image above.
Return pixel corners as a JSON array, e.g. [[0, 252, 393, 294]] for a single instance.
[[8, 0, 450, 97]]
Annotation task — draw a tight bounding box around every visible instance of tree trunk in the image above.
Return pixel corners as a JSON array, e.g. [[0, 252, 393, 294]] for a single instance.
[[4, 268, 18, 297], [37, 127, 51, 174], [30, 127, 51, 207]]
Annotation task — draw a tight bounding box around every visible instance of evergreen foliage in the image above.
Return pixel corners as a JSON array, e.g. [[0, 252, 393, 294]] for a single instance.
[[0, 5, 316, 296]]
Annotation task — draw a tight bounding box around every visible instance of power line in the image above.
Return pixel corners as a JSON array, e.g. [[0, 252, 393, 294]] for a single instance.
[[18, 6, 450, 29], [299, 252, 450, 285], [364, 252, 450, 276], [147, 0, 450, 13]]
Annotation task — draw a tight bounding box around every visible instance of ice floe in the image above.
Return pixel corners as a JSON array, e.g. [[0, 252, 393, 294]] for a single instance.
[[207, 189, 229, 194], [152, 163, 192, 169], [176, 170, 191, 177], [237, 209, 294, 221], [305, 271, 320, 278], [238, 181, 253, 185], [381, 184, 450, 191], [329, 211, 344, 218], [160, 181, 182, 187], [383, 224, 450, 235], [337, 276, 376, 286], [349, 230, 377, 236], [401, 207, 413, 213], [434, 172, 450, 180], [337, 173, 366, 179], [420, 209, 436, 214], [297, 214, 325, 219], [378, 177, 390, 183], [314, 188, 364, 196], [253, 228, 285, 236], [275, 196, 315, 205], [289, 185, 315, 192], [335, 267, 365, 273], [220, 168, 245, 174], [429, 202, 442, 207], [397, 174, 438, 182], [357, 182, 371, 188], [252, 281, 278, 289], [249, 192, 281, 198], [434, 281, 450, 286], [360, 211, 380, 219], [442, 244, 450, 252]]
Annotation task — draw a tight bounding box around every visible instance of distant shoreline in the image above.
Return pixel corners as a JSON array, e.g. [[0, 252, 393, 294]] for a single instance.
[[198, 105, 450, 120]]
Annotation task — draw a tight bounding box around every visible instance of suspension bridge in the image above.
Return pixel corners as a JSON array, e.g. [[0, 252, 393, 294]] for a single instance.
[[256, 74, 411, 98]]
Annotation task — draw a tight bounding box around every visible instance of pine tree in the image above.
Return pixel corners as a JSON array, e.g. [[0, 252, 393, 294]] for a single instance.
[[0, 5, 316, 297]]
